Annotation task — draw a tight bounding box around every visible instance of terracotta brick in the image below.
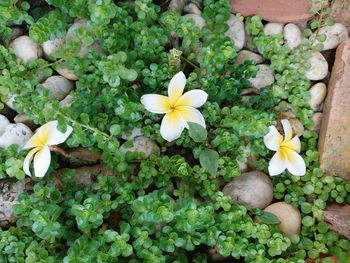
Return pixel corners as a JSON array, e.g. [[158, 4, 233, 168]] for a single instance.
[[231, 0, 312, 23], [318, 39, 350, 181]]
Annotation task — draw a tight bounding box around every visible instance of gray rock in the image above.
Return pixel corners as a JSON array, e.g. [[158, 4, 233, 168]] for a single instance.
[[225, 14, 245, 51], [120, 136, 159, 158], [235, 50, 263, 65], [312, 112, 323, 132], [0, 180, 25, 227], [42, 37, 65, 60], [55, 63, 78, 81], [9, 36, 43, 63], [184, 14, 205, 29], [42, 76, 74, 100], [168, 0, 188, 13], [0, 123, 33, 149], [283, 23, 302, 49], [305, 52, 328, 81], [309, 82, 327, 111], [59, 94, 74, 108], [14, 114, 36, 130], [244, 33, 258, 52], [0, 115, 10, 136], [4, 27, 24, 47], [184, 3, 202, 15], [121, 128, 143, 140], [66, 20, 103, 58], [264, 22, 284, 35], [289, 118, 304, 137], [223, 171, 273, 209], [249, 64, 274, 90]]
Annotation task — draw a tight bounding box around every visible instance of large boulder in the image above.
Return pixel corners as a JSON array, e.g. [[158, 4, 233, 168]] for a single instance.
[[324, 203, 350, 240], [330, 0, 350, 34], [231, 0, 312, 23], [318, 39, 350, 181]]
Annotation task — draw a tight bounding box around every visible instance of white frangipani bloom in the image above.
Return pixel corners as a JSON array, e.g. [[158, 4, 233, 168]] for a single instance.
[[23, 120, 73, 178], [264, 119, 306, 176], [141, 71, 208, 142]]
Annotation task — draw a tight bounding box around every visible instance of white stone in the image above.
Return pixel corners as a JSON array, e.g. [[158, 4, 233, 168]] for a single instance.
[[225, 14, 245, 51], [283, 23, 302, 49], [9, 36, 42, 63], [183, 14, 205, 29], [305, 52, 328, 81], [235, 50, 264, 65], [314, 23, 349, 51], [120, 136, 159, 159], [56, 63, 78, 80], [0, 115, 10, 136], [5, 94, 17, 111], [121, 128, 143, 140], [0, 123, 33, 149], [42, 37, 64, 60], [312, 112, 323, 132], [309, 83, 327, 111], [223, 171, 273, 209], [264, 22, 284, 35], [42, 76, 74, 100], [0, 180, 25, 227], [249, 64, 274, 90]]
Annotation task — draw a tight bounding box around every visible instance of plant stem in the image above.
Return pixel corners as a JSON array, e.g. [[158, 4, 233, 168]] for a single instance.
[[49, 145, 68, 156], [180, 55, 199, 69]]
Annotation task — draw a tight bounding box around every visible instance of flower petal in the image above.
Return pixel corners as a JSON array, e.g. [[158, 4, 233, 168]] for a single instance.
[[23, 147, 40, 177], [281, 119, 293, 142], [23, 133, 45, 149], [160, 111, 187, 142], [264, 126, 283, 151], [168, 71, 186, 105], [176, 106, 206, 128], [42, 120, 73, 146], [283, 136, 301, 152], [33, 146, 51, 178], [268, 151, 287, 176], [141, 94, 171, 114], [175, 90, 208, 108], [284, 148, 306, 176]]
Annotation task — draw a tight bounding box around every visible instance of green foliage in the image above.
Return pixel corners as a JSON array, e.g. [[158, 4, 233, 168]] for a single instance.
[[29, 10, 71, 43], [0, 1, 33, 39], [199, 149, 219, 176], [188, 122, 207, 143], [0, 0, 349, 262]]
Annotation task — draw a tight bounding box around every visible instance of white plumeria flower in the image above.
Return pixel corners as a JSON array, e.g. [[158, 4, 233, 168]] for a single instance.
[[22, 120, 73, 178], [264, 119, 306, 176], [141, 71, 208, 142]]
